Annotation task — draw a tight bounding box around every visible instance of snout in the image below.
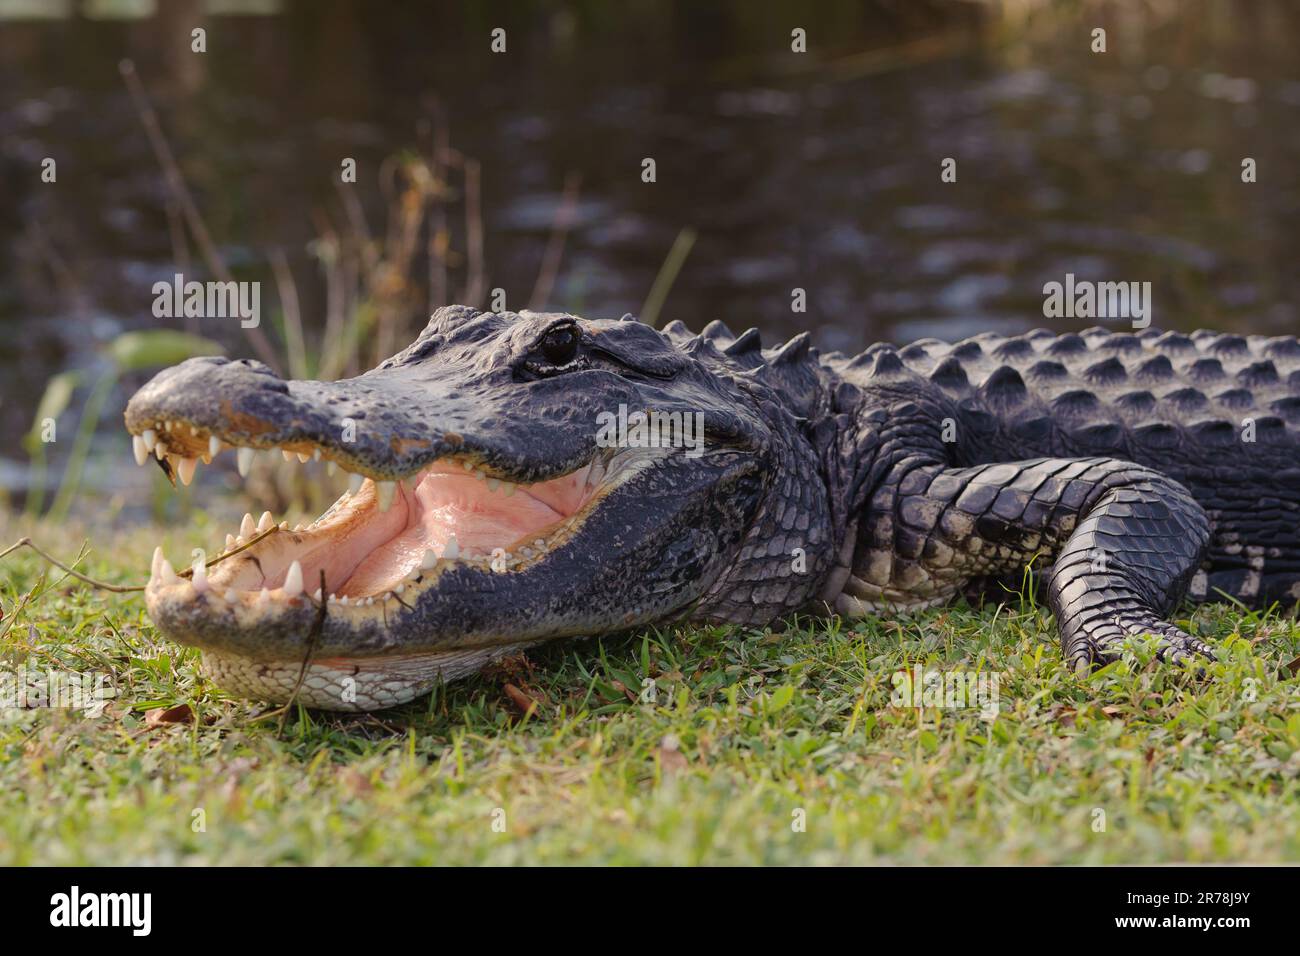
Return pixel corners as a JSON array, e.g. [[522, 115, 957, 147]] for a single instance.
[[123, 355, 600, 481]]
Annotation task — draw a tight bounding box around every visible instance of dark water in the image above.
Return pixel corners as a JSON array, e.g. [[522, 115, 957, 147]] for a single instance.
[[2, 0, 1299, 500]]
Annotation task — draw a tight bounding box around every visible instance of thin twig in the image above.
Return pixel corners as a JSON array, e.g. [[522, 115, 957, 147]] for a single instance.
[[27, 218, 87, 315], [269, 248, 307, 381], [529, 171, 582, 311], [261, 570, 329, 734], [463, 157, 486, 307], [1, 540, 88, 642], [427, 99, 450, 313], [164, 198, 197, 334], [335, 177, 378, 276], [0, 567, 48, 644], [118, 58, 283, 374], [0, 528, 278, 594], [2, 537, 142, 592]]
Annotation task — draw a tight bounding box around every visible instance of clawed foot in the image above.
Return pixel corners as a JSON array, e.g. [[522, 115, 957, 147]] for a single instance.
[[1065, 617, 1216, 673]]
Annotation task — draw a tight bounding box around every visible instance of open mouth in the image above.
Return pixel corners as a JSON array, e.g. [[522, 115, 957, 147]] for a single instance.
[[125, 395, 715, 711], [133, 418, 621, 612]]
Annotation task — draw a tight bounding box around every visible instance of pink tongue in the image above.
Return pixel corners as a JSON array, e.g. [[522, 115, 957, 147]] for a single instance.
[[338, 470, 576, 596], [292, 487, 410, 594], [340, 528, 429, 596], [415, 472, 563, 552]]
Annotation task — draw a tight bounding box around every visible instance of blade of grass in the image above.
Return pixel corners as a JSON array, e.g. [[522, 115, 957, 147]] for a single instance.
[[640, 227, 696, 327]]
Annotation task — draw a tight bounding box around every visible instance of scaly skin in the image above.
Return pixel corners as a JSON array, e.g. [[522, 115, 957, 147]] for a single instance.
[[125, 310, 1300, 709]]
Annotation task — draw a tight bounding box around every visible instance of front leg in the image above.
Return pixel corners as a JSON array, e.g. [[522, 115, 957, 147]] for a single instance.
[[847, 457, 1212, 669], [1045, 470, 1213, 670]]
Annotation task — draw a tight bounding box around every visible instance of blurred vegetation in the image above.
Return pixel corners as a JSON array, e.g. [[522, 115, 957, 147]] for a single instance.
[[24, 329, 222, 521]]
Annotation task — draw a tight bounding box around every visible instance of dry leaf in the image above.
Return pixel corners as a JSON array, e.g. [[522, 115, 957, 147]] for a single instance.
[[609, 679, 638, 703], [504, 683, 540, 717], [144, 703, 193, 727]]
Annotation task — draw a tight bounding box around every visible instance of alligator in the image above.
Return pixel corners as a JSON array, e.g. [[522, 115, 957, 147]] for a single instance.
[[124, 306, 1300, 710]]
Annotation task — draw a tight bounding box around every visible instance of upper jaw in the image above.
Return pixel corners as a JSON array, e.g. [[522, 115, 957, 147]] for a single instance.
[[124, 356, 606, 486]]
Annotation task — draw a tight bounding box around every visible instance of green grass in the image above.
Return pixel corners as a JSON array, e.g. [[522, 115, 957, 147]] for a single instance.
[[2, 516, 1299, 865]]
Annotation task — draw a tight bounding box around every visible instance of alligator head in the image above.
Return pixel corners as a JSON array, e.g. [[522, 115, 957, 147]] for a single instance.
[[125, 307, 838, 710]]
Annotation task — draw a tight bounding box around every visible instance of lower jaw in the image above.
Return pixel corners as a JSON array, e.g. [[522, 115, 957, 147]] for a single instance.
[[201, 641, 538, 711]]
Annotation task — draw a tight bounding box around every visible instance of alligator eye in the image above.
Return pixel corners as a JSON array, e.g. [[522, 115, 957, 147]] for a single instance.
[[539, 326, 579, 366]]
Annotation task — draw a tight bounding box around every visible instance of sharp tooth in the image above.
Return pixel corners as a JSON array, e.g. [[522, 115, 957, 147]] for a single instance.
[[164, 420, 174, 432], [376, 481, 396, 512], [475, 469, 487, 481], [283, 560, 303, 596], [257, 588, 270, 604], [208, 435, 221, 459], [190, 425, 198, 436], [240, 513, 256, 538], [225, 534, 236, 550], [151, 546, 164, 578], [486, 477, 500, 492], [237, 447, 255, 477], [534, 539, 545, 548], [348, 473, 365, 494], [279, 521, 289, 530], [313, 587, 322, 600], [281, 449, 293, 462], [191, 558, 208, 592], [154, 442, 167, 460], [521, 547, 533, 558], [133, 435, 149, 466], [421, 549, 438, 570], [502, 481, 516, 496], [141, 428, 157, 451], [339, 595, 349, 605], [293, 523, 306, 532], [462, 460, 474, 471], [257, 511, 274, 533], [393, 584, 404, 594], [177, 457, 198, 486], [296, 452, 311, 464], [443, 535, 460, 560], [326, 461, 337, 476], [159, 559, 180, 586], [224, 589, 238, 603], [312, 449, 321, 462]]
